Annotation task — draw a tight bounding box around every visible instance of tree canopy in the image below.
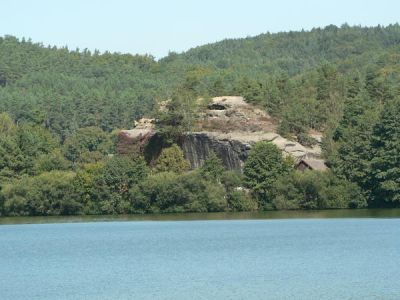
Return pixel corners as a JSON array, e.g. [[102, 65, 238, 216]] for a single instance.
[[1, 24, 400, 215], [243, 142, 292, 206]]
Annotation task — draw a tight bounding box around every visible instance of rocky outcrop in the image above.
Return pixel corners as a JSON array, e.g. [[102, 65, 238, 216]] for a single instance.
[[180, 131, 321, 171], [179, 96, 323, 171], [120, 118, 155, 139], [121, 96, 324, 171], [118, 118, 156, 156], [180, 133, 249, 170], [198, 96, 277, 133]]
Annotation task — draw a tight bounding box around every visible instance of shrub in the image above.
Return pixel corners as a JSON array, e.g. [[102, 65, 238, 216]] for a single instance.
[[33, 149, 70, 174], [63, 127, 113, 164], [2, 171, 79, 216], [95, 156, 149, 214], [297, 133, 317, 147], [201, 151, 225, 181], [129, 171, 228, 213], [154, 144, 189, 174], [243, 141, 293, 207], [228, 190, 258, 211], [271, 170, 367, 210]]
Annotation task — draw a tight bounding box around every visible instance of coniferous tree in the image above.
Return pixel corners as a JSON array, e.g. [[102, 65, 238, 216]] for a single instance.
[[370, 97, 400, 206]]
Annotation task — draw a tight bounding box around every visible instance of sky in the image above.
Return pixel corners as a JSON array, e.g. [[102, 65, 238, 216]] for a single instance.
[[1, 0, 399, 58]]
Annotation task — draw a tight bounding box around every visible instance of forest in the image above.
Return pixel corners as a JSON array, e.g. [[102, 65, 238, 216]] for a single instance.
[[0, 24, 399, 216]]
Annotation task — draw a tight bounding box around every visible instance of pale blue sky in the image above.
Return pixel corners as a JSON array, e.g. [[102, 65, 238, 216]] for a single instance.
[[1, 0, 399, 58]]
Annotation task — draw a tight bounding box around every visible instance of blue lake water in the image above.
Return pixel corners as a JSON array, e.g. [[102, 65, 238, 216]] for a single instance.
[[1, 219, 400, 299]]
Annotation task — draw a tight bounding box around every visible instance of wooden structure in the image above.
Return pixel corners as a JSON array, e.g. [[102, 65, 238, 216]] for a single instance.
[[296, 158, 328, 171]]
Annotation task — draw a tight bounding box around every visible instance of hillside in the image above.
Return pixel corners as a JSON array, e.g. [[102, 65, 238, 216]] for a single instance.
[[1, 24, 399, 138], [162, 24, 400, 74], [121, 96, 323, 171], [0, 24, 399, 215]]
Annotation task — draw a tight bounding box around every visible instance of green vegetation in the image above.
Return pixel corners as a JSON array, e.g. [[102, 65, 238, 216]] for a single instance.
[[154, 144, 189, 174], [2, 171, 78, 216], [200, 151, 225, 181], [270, 171, 366, 210], [243, 141, 292, 207], [130, 171, 227, 213], [1, 24, 400, 216]]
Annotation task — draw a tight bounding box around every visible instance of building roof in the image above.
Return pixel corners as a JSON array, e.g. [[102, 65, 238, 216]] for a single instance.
[[299, 158, 328, 171]]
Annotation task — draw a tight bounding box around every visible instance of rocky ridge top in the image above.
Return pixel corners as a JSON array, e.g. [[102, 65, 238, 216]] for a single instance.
[[197, 96, 322, 161], [119, 96, 324, 170]]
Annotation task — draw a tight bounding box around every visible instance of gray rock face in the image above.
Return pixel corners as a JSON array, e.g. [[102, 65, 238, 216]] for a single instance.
[[123, 97, 324, 171], [180, 131, 322, 171], [179, 96, 323, 171], [180, 133, 249, 171]]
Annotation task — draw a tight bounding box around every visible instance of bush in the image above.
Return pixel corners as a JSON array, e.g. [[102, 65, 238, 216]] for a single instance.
[[243, 141, 293, 207], [201, 151, 225, 181], [129, 171, 228, 213], [33, 149, 70, 174], [221, 171, 243, 192], [270, 170, 367, 210], [94, 156, 149, 214], [63, 127, 113, 164], [228, 190, 258, 211], [297, 133, 317, 147], [154, 144, 189, 173], [1, 171, 79, 216], [71, 162, 105, 214]]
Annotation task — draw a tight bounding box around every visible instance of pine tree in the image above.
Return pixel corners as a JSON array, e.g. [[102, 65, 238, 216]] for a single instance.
[[370, 97, 400, 205]]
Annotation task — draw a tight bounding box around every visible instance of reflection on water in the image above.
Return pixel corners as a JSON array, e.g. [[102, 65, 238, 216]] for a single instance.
[[1, 208, 400, 224]]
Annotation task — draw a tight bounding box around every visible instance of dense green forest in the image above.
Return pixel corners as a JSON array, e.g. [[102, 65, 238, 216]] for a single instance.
[[0, 24, 399, 216]]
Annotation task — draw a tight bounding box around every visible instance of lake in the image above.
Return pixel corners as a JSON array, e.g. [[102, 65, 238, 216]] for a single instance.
[[1, 211, 400, 299]]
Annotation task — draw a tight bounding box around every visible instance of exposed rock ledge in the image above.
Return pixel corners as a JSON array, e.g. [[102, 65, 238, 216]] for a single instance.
[[179, 96, 322, 171], [180, 131, 321, 171], [120, 96, 323, 171], [120, 118, 155, 140]]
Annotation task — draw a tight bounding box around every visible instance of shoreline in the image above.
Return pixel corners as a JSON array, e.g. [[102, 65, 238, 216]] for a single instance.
[[1, 208, 400, 225]]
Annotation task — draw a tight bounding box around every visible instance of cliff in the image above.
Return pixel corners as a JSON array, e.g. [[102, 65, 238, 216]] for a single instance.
[[179, 96, 322, 171], [179, 131, 321, 171], [120, 96, 323, 171]]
